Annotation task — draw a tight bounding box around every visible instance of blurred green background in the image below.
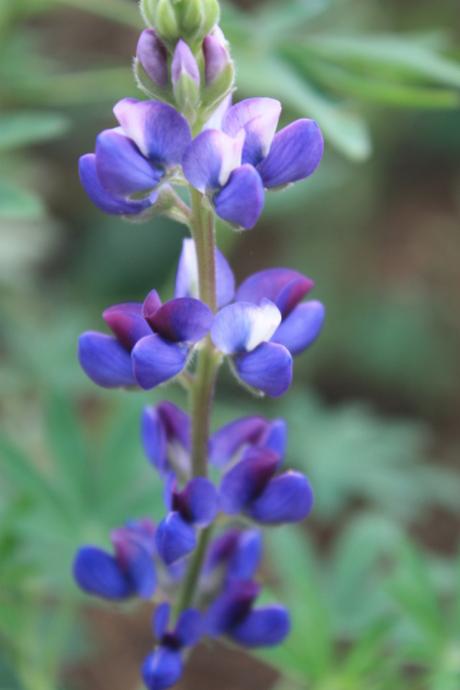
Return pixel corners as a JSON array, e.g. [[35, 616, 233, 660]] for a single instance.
[[1, 1, 460, 689]]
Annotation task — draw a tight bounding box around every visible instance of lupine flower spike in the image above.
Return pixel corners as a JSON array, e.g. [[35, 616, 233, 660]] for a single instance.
[[74, 1, 325, 688]]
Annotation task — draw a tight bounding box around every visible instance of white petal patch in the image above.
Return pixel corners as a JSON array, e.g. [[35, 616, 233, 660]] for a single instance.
[[218, 130, 245, 188], [211, 299, 282, 355]]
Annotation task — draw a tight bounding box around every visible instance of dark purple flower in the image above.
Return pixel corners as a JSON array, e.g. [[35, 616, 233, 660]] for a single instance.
[[73, 519, 156, 600], [182, 97, 323, 229], [78, 290, 212, 390], [205, 528, 263, 584], [142, 603, 202, 690], [220, 446, 314, 525], [206, 580, 290, 648], [79, 98, 191, 216], [156, 478, 218, 565]]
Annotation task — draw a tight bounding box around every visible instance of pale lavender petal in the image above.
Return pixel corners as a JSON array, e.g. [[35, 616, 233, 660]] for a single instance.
[[103, 302, 151, 350], [95, 129, 161, 197], [132, 335, 188, 389], [136, 29, 168, 87], [257, 119, 324, 188], [203, 31, 230, 85], [214, 164, 265, 229], [234, 342, 293, 397], [79, 154, 153, 215], [231, 606, 290, 647], [172, 40, 200, 86], [222, 98, 282, 167], [114, 98, 192, 166], [236, 268, 314, 317], [209, 416, 269, 467], [148, 298, 212, 343], [211, 300, 281, 355], [272, 301, 325, 356], [174, 238, 235, 308], [182, 129, 244, 192], [78, 331, 136, 388], [219, 447, 278, 515], [249, 472, 314, 524]]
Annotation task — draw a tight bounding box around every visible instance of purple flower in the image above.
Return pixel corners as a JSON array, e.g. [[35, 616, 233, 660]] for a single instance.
[[220, 446, 314, 525], [156, 478, 218, 565], [141, 398, 286, 479], [79, 98, 191, 216], [203, 27, 232, 86], [206, 580, 290, 648], [73, 519, 156, 600], [136, 29, 169, 89], [182, 97, 323, 229], [205, 528, 263, 584], [78, 290, 212, 390], [143, 603, 202, 690]]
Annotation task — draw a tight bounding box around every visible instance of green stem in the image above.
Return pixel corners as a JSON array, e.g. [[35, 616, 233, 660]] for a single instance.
[[174, 524, 214, 615]]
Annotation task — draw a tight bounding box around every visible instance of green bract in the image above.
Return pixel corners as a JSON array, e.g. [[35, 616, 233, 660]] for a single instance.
[[140, 0, 220, 47]]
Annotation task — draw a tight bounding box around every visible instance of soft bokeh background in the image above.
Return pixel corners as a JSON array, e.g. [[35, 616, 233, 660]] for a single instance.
[[1, 1, 460, 689]]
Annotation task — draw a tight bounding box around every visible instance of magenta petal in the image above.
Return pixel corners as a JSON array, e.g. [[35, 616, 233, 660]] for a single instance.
[[209, 416, 269, 467], [222, 98, 282, 167], [236, 268, 314, 317], [272, 301, 325, 356], [231, 606, 290, 647], [132, 334, 188, 389], [95, 129, 161, 197], [148, 298, 213, 343], [249, 471, 314, 524], [79, 154, 152, 216], [214, 164, 264, 230], [103, 302, 151, 350], [78, 331, 136, 388], [258, 119, 324, 188], [234, 342, 293, 397], [136, 29, 168, 88], [113, 98, 192, 167], [219, 447, 279, 515]]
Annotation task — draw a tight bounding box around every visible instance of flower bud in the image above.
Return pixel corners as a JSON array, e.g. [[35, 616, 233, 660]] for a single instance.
[[136, 29, 168, 88], [172, 40, 201, 119], [202, 27, 235, 110], [140, 0, 220, 47]]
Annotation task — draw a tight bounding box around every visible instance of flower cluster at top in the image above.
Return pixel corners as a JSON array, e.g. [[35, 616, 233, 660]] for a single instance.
[[73, 1, 325, 688]]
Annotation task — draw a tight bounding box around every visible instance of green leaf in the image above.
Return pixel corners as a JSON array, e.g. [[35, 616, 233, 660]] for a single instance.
[[0, 181, 43, 219], [0, 112, 69, 151]]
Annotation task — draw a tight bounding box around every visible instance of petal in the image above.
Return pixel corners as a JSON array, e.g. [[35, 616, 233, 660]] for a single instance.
[[111, 530, 156, 598], [182, 129, 244, 192], [175, 238, 235, 308], [175, 609, 202, 647], [209, 416, 270, 468], [114, 98, 192, 166], [222, 98, 282, 166], [206, 581, 260, 636], [262, 419, 288, 462], [155, 512, 197, 565], [172, 40, 200, 86], [214, 164, 265, 230], [272, 301, 325, 356], [142, 648, 183, 690], [234, 342, 293, 397], [231, 605, 290, 647], [219, 447, 278, 515], [102, 302, 151, 350], [132, 335, 188, 390], [236, 268, 314, 318], [73, 546, 132, 600], [211, 300, 281, 355], [173, 477, 218, 526], [154, 602, 171, 641], [142, 402, 191, 476], [79, 154, 152, 215], [203, 31, 231, 85], [137, 29, 169, 88], [143, 289, 163, 323], [249, 471, 314, 524], [78, 332, 136, 388], [95, 129, 161, 197], [148, 298, 212, 343], [257, 119, 324, 188], [227, 530, 263, 581]]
